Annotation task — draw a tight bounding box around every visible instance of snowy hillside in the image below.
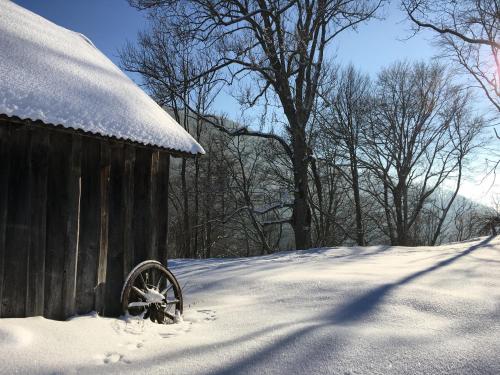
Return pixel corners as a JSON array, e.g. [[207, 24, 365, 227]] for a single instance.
[[1, 236, 499, 374]]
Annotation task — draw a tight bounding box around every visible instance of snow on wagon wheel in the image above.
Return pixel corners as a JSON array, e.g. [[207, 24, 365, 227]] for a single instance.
[[121, 260, 183, 324]]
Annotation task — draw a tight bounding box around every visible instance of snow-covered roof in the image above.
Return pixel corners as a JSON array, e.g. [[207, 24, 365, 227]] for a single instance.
[[0, 0, 204, 155]]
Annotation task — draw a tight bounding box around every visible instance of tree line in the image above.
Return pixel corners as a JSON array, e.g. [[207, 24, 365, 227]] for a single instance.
[[121, 0, 499, 258]]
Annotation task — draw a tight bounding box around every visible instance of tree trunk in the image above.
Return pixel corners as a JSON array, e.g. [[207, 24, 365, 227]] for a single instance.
[[431, 158, 463, 245], [291, 127, 312, 250], [194, 155, 200, 257], [394, 195, 407, 245], [383, 182, 396, 245], [204, 148, 212, 258], [181, 158, 190, 257], [310, 157, 325, 246], [393, 176, 409, 246], [350, 150, 364, 246]]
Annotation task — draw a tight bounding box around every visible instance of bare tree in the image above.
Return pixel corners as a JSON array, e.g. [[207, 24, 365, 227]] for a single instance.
[[362, 61, 484, 246], [403, 0, 499, 179], [403, 0, 499, 112], [448, 198, 483, 242], [126, 0, 384, 250], [224, 136, 287, 254], [308, 137, 353, 246], [318, 65, 371, 245]]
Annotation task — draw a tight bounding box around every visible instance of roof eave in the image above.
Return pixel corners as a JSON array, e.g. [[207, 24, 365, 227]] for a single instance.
[[0, 114, 203, 158]]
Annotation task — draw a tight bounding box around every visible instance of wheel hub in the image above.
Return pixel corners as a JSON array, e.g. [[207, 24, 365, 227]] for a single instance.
[[144, 288, 165, 304]]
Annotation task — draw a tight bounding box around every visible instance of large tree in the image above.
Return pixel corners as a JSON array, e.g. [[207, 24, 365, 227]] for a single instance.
[[363, 62, 483, 246], [319, 65, 371, 245], [126, 0, 384, 250], [403, 0, 499, 112]]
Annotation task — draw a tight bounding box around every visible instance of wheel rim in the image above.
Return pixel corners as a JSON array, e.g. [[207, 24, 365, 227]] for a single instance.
[[123, 264, 182, 324]]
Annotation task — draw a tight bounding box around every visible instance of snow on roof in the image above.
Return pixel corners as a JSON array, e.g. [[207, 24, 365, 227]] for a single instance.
[[0, 0, 204, 155]]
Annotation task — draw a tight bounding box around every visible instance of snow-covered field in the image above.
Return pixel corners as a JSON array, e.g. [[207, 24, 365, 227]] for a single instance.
[[1, 236, 499, 374]]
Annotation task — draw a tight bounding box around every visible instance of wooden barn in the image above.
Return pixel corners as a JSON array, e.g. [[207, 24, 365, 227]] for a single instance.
[[0, 2, 204, 320]]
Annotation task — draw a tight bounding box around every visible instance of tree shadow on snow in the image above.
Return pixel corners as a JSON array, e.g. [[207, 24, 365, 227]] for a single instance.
[[329, 236, 494, 324], [71, 237, 496, 375], [172, 244, 393, 282]]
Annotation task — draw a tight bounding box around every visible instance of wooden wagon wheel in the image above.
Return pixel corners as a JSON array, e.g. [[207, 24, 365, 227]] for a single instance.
[[121, 260, 183, 324]]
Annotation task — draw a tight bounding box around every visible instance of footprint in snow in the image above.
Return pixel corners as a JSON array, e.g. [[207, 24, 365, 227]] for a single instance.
[[115, 317, 147, 335], [118, 340, 144, 351], [156, 309, 216, 339], [102, 352, 130, 365], [158, 331, 178, 338], [157, 319, 192, 338], [194, 309, 217, 322]]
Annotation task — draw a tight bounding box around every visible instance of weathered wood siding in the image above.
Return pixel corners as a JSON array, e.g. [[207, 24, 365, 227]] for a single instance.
[[0, 121, 170, 320]]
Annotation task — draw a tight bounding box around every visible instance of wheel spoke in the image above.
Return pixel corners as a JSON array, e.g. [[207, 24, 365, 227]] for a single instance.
[[164, 299, 179, 305], [156, 275, 164, 291], [163, 311, 175, 321], [150, 269, 157, 288], [161, 283, 173, 296], [132, 286, 147, 299], [139, 273, 148, 289], [128, 301, 149, 308]]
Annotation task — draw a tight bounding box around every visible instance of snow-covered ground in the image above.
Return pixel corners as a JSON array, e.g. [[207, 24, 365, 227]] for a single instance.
[[1, 236, 499, 374]]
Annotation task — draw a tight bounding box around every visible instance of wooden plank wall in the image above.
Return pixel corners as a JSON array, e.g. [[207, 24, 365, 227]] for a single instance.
[[26, 129, 49, 316], [104, 144, 125, 317], [76, 138, 101, 314], [44, 132, 72, 319], [2, 127, 31, 317], [0, 122, 171, 320], [0, 125, 11, 316]]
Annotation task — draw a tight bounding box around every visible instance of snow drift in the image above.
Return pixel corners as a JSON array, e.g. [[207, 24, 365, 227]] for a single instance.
[[0, 236, 499, 374]]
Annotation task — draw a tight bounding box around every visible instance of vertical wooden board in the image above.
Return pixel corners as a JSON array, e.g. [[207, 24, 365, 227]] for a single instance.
[[0, 124, 11, 317], [2, 127, 31, 317], [149, 151, 160, 261], [45, 132, 72, 320], [133, 148, 151, 265], [95, 142, 110, 315], [122, 146, 135, 278], [62, 135, 82, 318], [25, 128, 49, 317], [104, 143, 124, 316], [75, 138, 101, 314], [158, 153, 170, 265]]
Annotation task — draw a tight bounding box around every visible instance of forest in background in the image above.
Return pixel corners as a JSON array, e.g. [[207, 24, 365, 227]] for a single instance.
[[121, 0, 499, 258]]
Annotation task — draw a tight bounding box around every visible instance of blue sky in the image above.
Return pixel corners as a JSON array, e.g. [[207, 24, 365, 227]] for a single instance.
[[13, 0, 437, 72], [11, 0, 499, 206], [12, 0, 145, 65]]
